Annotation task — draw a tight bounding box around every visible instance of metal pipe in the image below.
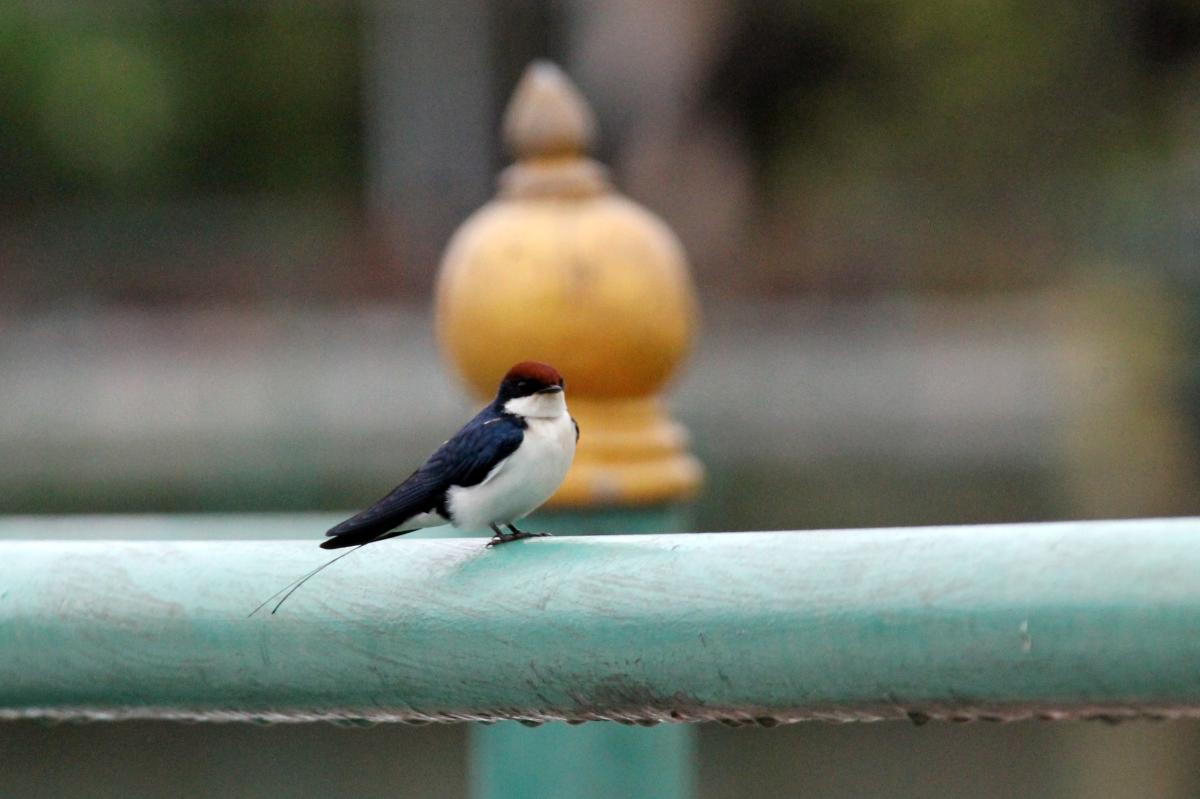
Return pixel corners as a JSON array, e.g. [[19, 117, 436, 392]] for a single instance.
[[2, 518, 1199, 724]]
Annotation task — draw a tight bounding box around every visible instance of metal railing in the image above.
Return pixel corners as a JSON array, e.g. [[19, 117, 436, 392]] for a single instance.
[[3, 516, 1198, 725]]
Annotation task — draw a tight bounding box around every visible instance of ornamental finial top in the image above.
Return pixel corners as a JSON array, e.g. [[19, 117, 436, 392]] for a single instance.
[[502, 60, 596, 160]]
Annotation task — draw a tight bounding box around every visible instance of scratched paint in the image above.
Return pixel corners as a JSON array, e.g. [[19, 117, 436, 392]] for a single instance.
[[1, 518, 1200, 724]]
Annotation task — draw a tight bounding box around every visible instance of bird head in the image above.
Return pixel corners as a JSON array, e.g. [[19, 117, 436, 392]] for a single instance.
[[497, 361, 567, 417]]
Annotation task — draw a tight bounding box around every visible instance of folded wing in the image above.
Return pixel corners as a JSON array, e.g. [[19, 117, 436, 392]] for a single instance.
[[321, 411, 526, 549]]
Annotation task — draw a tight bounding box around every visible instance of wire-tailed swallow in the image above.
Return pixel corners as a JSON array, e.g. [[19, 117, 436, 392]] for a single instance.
[[250, 361, 578, 616], [322, 360, 578, 549]]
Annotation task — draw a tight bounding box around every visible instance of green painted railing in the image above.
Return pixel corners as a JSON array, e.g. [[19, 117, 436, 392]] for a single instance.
[[2, 517, 1199, 724]]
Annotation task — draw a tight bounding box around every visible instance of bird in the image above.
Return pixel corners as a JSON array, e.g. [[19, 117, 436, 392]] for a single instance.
[[324, 359, 578, 549], [250, 361, 578, 615]]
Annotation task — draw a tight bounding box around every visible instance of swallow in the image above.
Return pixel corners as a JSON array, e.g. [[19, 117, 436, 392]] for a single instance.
[[324, 360, 578, 549], [251, 361, 578, 615]]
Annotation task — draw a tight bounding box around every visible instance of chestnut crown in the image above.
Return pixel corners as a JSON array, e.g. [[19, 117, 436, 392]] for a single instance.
[[496, 361, 565, 402]]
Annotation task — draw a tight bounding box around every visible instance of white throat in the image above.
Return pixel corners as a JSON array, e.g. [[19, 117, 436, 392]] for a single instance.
[[503, 391, 568, 419]]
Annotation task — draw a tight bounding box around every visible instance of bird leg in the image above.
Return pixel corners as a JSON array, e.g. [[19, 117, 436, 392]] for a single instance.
[[486, 523, 551, 547], [507, 523, 551, 538]]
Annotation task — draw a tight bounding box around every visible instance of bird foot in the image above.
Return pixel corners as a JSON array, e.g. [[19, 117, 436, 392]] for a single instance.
[[486, 530, 552, 547]]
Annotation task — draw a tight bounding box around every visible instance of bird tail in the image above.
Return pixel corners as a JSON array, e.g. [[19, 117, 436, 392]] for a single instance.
[[319, 527, 407, 550], [248, 517, 414, 616], [248, 544, 367, 616], [320, 475, 434, 549]]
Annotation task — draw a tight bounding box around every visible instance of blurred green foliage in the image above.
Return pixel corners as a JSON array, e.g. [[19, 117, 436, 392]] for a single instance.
[[1, 0, 1198, 302], [0, 3, 362, 202], [711, 0, 1198, 194], [705, 0, 1200, 291]]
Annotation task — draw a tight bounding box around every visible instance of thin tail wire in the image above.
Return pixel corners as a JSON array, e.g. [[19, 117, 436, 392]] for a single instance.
[[248, 543, 370, 617]]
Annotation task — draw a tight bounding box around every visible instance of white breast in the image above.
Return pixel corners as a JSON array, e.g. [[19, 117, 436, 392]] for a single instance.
[[446, 411, 576, 531]]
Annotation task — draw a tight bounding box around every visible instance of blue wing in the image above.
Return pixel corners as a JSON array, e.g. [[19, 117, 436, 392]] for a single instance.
[[321, 407, 525, 549]]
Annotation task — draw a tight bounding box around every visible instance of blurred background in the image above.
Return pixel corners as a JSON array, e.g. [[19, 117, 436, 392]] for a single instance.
[[3, 1, 1200, 797]]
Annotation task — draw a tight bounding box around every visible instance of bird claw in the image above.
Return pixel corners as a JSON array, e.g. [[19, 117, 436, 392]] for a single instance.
[[486, 531, 552, 547]]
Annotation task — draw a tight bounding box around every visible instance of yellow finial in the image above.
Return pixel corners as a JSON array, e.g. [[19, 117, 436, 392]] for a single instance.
[[502, 60, 595, 160], [496, 62, 609, 200], [434, 61, 702, 507]]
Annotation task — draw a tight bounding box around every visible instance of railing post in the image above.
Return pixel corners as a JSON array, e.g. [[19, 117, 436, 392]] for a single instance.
[[433, 62, 702, 799]]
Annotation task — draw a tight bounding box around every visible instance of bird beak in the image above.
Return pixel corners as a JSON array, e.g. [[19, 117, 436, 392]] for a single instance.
[[537, 386, 564, 394]]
